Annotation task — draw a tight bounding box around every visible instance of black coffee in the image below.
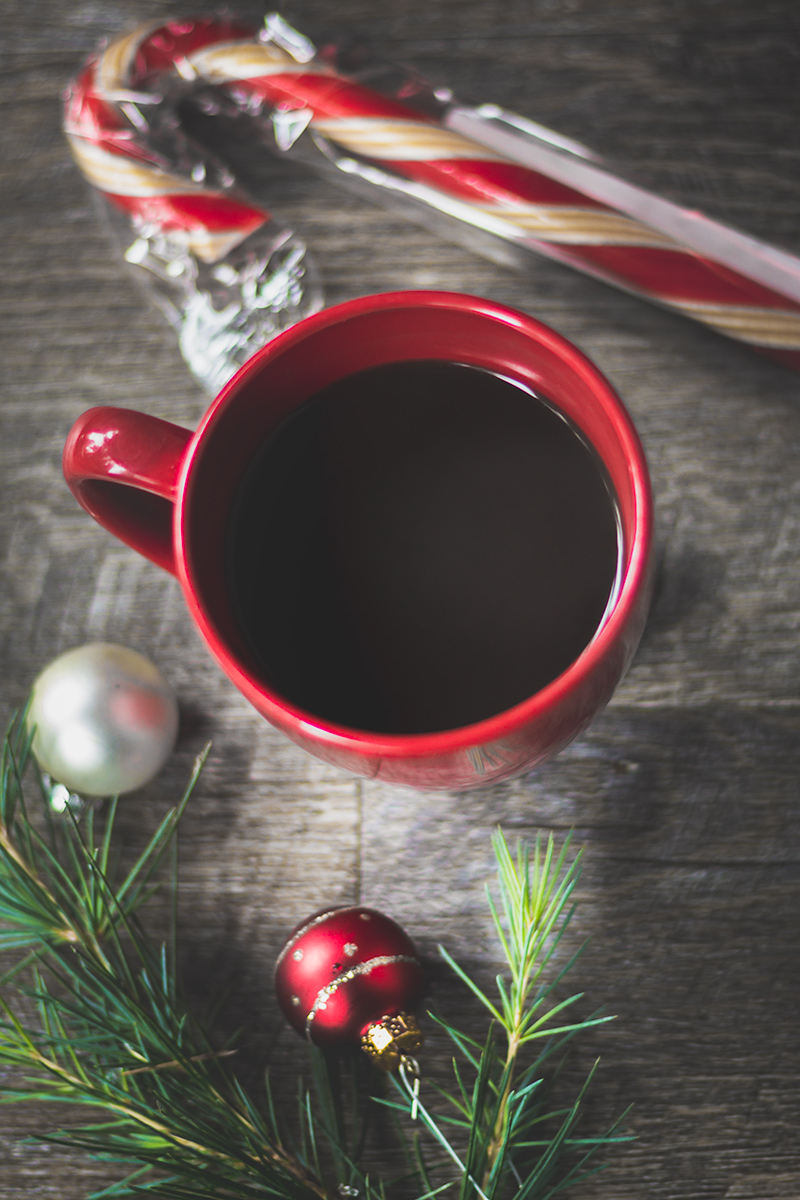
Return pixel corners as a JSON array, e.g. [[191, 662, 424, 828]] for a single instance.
[[227, 360, 620, 735]]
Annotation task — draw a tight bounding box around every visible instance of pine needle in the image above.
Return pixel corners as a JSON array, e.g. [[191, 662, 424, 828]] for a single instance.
[[389, 828, 633, 1199], [0, 716, 630, 1200]]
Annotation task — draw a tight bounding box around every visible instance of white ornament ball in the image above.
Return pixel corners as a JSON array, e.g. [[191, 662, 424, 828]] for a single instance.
[[27, 643, 179, 797]]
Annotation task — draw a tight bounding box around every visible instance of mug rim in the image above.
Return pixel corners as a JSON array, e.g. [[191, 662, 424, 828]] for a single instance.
[[176, 290, 653, 759]]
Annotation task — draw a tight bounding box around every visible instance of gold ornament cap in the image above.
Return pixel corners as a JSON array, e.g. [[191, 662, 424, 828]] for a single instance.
[[361, 1012, 424, 1071]]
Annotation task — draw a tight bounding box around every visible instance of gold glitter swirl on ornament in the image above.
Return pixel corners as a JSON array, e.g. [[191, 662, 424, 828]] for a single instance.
[[305, 954, 420, 1037], [274, 905, 371, 972]]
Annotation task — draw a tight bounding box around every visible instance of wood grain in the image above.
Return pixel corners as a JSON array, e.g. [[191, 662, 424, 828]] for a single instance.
[[1, 1, 799, 1196]]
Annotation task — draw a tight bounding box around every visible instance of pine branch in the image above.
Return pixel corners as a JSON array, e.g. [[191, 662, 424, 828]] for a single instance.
[[0, 716, 336, 1200], [0, 715, 630, 1200], [384, 829, 632, 1200]]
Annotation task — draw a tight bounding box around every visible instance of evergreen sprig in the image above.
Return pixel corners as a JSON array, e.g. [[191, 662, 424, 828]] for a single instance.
[[0, 714, 629, 1200], [382, 831, 631, 1200]]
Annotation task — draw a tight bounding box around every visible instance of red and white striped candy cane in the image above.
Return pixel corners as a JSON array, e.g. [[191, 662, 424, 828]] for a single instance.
[[65, 15, 800, 369], [186, 21, 800, 370], [62, 16, 270, 263]]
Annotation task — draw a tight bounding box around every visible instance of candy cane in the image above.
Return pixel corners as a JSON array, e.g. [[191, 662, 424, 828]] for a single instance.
[[189, 27, 800, 369], [62, 16, 273, 262], [62, 16, 323, 393], [64, 15, 800, 370]]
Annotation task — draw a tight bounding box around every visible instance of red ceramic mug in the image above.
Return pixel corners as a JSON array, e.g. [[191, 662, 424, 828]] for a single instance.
[[63, 291, 653, 790]]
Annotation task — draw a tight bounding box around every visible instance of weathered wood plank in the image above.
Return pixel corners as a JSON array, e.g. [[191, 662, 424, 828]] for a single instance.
[[1, 1, 798, 1196]]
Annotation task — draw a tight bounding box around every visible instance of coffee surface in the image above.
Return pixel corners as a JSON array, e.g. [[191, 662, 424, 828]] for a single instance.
[[227, 360, 620, 734]]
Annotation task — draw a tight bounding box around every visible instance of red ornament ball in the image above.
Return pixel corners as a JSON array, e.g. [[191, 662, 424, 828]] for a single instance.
[[274, 905, 424, 1046]]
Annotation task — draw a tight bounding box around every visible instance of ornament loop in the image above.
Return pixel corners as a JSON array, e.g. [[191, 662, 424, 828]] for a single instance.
[[399, 1054, 421, 1121]]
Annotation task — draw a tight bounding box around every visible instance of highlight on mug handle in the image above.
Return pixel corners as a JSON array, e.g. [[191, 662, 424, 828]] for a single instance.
[[63, 407, 192, 575]]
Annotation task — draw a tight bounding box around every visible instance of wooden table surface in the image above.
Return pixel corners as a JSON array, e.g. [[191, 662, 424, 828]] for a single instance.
[[1, 1, 799, 1196]]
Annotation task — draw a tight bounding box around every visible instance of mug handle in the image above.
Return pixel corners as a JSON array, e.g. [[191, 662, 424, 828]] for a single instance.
[[63, 407, 192, 576]]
